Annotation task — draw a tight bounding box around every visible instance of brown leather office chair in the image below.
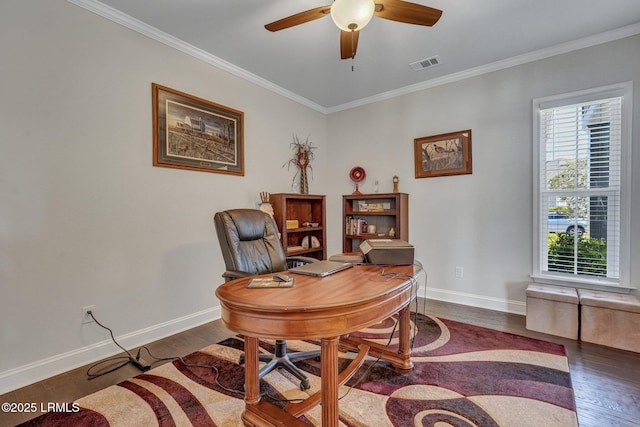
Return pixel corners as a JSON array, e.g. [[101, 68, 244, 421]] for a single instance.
[[213, 208, 319, 390]]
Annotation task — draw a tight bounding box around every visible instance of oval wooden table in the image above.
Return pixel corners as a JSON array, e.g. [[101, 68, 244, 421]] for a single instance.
[[215, 263, 418, 427]]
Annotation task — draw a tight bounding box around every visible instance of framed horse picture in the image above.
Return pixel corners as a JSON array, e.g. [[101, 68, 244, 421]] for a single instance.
[[152, 83, 244, 175]]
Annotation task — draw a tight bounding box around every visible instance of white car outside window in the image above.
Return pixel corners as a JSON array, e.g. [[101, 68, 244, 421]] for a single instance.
[[547, 213, 587, 235]]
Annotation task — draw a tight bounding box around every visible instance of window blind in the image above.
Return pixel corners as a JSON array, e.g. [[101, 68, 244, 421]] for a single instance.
[[538, 96, 622, 281]]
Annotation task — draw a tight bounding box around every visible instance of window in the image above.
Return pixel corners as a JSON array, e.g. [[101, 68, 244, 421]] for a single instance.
[[533, 82, 632, 288]]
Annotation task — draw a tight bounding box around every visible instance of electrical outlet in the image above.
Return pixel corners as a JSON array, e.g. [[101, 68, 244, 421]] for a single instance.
[[455, 266, 464, 278], [82, 305, 95, 324]]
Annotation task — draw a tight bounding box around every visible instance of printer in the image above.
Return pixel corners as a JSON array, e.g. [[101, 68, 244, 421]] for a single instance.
[[360, 239, 414, 265]]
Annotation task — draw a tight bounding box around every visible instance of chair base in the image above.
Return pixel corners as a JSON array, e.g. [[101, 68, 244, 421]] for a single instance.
[[239, 340, 319, 390]]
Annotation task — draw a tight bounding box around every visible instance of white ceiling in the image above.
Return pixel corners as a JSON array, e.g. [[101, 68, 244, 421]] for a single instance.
[[77, 0, 640, 111]]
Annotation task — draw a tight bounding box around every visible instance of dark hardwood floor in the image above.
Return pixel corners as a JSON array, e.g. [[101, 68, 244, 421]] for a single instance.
[[2, 299, 639, 426]]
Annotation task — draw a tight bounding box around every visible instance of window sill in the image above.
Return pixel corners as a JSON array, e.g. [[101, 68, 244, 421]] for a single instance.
[[531, 274, 635, 293]]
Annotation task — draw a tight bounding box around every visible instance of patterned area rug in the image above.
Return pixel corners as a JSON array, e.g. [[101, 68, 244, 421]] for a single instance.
[[20, 314, 578, 426]]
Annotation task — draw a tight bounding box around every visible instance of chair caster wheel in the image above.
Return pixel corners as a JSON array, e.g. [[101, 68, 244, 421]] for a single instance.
[[300, 379, 311, 391]]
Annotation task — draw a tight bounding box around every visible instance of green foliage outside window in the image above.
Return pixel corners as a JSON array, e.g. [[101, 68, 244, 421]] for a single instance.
[[548, 232, 607, 276]]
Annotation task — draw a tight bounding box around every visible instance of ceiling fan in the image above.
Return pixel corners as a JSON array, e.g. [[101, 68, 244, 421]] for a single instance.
[[265, 0, 442, 60]]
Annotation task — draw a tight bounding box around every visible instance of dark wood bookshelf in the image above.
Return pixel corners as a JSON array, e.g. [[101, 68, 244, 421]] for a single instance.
[[342, 192, 408, 253], [270, 193, 326, 260]]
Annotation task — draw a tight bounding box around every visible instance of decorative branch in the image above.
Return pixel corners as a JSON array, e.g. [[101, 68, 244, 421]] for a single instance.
[[283, 135, 316, 191]]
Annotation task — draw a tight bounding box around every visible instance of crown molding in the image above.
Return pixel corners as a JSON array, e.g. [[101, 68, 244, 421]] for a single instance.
[[326, 22, 640, 113], [67, 1, 639, 115], [65, 0, 329, 114]]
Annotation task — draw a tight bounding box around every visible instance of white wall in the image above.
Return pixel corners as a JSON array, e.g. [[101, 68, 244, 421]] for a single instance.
[[0, 0, 327, 392], [325, 34, 640, 311], [1, 0, 638, 394]]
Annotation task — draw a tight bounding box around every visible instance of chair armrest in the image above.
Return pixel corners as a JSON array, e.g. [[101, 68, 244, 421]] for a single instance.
[[222, 270, 252, 282], [222, 256, 316, 281]]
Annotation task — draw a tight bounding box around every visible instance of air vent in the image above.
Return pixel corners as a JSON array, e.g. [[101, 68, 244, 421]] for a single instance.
[[410, 55, 441, 71]]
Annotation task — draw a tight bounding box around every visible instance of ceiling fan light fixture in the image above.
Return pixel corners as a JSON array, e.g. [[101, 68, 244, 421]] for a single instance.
[[331, 0, 375, 32]]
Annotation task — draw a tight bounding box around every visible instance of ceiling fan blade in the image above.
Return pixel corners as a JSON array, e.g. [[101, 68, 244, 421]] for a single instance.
[[340, 30, 360, 59], [265, 6, 331, 32], [374, 0, 442, 26]]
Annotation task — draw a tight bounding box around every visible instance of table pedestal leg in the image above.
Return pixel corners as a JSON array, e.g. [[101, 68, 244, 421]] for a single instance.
[[397, 306, 413, 371], [321, 336, 339, 427], [338, 304, 414, 372], [244, 336, 260, 405]]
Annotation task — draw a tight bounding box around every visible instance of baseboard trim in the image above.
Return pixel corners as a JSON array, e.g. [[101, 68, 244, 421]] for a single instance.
[[0, 306, 221, 395], [1, 289, 524, 394], [419, 285, 526, 316]]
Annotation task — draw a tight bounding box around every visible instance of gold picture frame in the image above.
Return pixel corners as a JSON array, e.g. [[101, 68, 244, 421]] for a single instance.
[[152, 83, 244, 175], [414, 130, 472, 178]]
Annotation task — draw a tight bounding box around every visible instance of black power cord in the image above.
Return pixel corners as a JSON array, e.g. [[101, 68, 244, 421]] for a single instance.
[[84, 310, 246, 395], [331, 263, 425, 401], [85, 310, 150, 378], [378, 261, 425, 350], [338, 317, 399, 401], [85, 264, 428, 399]]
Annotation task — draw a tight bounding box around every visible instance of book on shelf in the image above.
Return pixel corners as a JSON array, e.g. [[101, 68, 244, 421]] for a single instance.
[[354, 201, 390, 213], [346, 216, 354, 235], [345, 216, 368, 235]]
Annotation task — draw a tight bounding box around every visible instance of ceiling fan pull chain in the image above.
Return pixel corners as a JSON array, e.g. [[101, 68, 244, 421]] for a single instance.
[[351, 30, 356, 71]]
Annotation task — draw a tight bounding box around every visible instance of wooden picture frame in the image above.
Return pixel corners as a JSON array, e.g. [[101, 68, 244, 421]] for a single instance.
[[414, 130, 472, 178], [152, 83, 244, 175]]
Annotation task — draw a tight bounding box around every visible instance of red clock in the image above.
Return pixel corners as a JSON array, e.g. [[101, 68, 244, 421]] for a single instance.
[[349, 167, 366, 195]]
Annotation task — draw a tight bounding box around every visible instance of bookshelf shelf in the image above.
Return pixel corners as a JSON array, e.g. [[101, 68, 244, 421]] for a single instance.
[[342, 193, 408, 253], [270, 193, 326, 260]]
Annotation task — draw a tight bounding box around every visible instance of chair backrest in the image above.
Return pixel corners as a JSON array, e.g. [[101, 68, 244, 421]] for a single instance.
[[214, 209, 287, 276]]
